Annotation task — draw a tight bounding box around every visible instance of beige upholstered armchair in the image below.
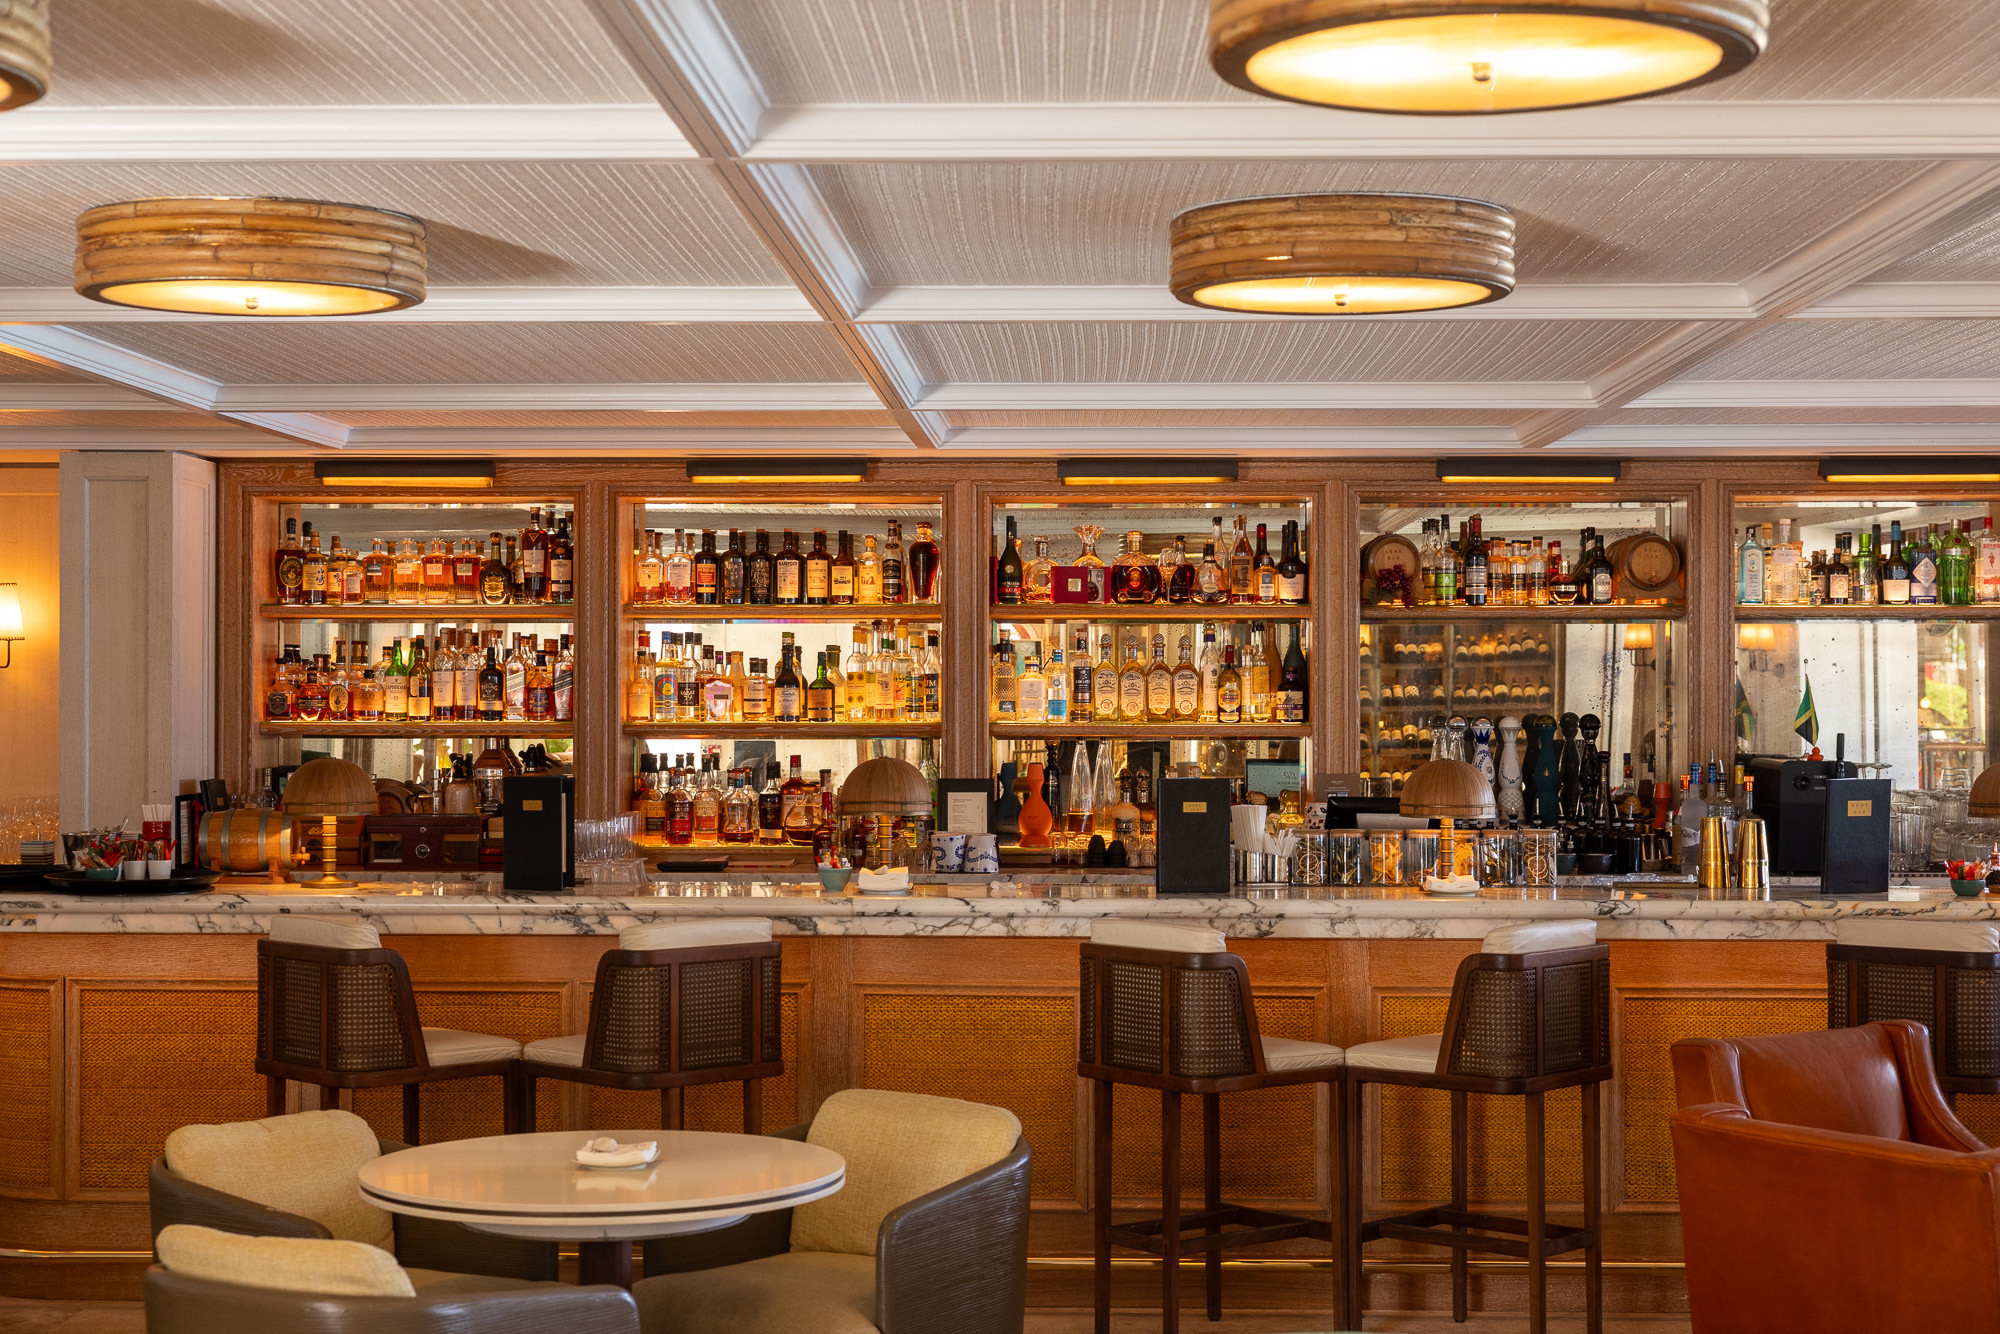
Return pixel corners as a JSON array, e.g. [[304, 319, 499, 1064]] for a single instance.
[[148, 1108, 556, 1284], [631, 1088, 1031, 1334]]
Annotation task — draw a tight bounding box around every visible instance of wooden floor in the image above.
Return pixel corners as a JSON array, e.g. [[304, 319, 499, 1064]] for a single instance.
[[0, 1298, 1690, 1334]]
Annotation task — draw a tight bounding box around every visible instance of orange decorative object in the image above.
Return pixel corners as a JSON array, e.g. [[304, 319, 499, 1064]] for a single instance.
[[1017, 762, 1054, 848]]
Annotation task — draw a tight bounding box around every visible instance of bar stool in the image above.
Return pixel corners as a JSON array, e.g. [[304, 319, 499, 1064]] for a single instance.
[[1341, 919, 1610, 1334], [257, 915, 525, 1143], [517, 919, 782, 1132], [1079, 920, 1345, 1334], [1828, 918, 2000, 1106]]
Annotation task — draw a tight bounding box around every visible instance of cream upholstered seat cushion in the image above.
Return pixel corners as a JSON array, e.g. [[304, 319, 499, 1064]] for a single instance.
[[403, 1268, 559, 1295], [1836, 918, 2000, 954], [420, 1028, 522, 1065], [164, 1109, 392, 1251], [620, 918, 773, 951], [1260, 1035, 1344, 1071], [156, 1224, 413, 1298], [1481, 920, 1597, 955], [268, 914, 381, 951], [521, 1033, 587, 1067], [1344, 1032, 1443, 1075], [1088, 920, 1227, 954], [633, 1251, 875, 1334], [789, 1089, 1021, 1258]]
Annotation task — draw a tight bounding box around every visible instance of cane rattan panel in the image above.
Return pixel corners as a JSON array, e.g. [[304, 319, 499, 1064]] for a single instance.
[[1104, 959, 1165, 1073], [351, 989, 564, 1144], [589, 991, 800, 1134], [680, 959, 756, 1070], [1110, 995, 1320, 1206], [1955, 1094, 2000, 1144], [1449, 969, 1535, 1081], [1955, 972, 2000, 1080], [0, 981, 55, 1192], [863, 991, 1075, 1200], [74, 985, 265, 1192], [1620, 995, 1821, 1204], [1172, 967, 1255, 1079], [1079, 956, 1096, 1064], [598, 965, 669, 1073], [1378, 995, 1581, 1206], [760, 956, 780, 1063], [1835, 960, 1936, 1033]]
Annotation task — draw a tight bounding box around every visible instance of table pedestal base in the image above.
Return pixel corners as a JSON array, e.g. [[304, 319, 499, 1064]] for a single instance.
[[578, 1239, 634, 1290]]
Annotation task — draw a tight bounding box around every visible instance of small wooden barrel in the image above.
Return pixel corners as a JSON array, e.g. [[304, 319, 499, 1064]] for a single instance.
[[1361, 533, 1421, 601], [198, 810, 292, 872], [1609, 533, 1684, 599]]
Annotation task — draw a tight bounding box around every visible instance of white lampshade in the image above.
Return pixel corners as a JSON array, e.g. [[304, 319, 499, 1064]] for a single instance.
[[0, 583, 22, 640]]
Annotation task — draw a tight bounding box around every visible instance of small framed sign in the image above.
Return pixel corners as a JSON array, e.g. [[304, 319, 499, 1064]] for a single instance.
[[936, 779, 993, 835], [173, 793, 204, 874]]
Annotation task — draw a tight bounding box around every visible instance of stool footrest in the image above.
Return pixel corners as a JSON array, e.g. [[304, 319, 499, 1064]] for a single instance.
[[1108, 1203, 1329, 1257], [1365, 1206, 1593, 1260]]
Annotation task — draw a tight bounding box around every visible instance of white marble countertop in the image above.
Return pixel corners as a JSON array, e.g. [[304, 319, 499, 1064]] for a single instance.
[[2, 873, 1993, 940]]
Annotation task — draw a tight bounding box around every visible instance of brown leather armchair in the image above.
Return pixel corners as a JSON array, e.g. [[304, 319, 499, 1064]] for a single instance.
[[143, 1265, 638, 1334], [1670, 1020, 1997, 1333]]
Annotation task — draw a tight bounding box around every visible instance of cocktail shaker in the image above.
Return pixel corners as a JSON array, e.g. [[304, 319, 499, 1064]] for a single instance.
[[1698, 815, 1733, 890], [1734, 815, 1770, 892]]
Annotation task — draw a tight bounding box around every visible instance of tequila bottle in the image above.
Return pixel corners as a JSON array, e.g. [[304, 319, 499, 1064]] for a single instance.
[[1118, 635, 1148, 721], [1145, 633, 1173, 721], [1093, 632, 1120, 721], [1170, 636, 1200, 720]]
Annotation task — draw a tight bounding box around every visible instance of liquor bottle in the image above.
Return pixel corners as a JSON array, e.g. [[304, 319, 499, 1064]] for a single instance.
[[1826, 534, 1852, 605], [693, 529, 720, 605], [329, 541, 353, 610], [1940, 522, 1970, 606], [1279, 624, 1308, 722], [627, 631, 655, 723], [773, 645, 804, 722], [883, 630, 909, 722], [632, 531, 661, 604], [266, 646, 297, 720], [354, 662, 383, 722], [663, 529, 694, 605], [1463, 528, 1489, 606], [780, 756, 816, 846], [1227, 516, 1254, 602], [909, 521, 941, 602], [469, 644, 499, 723], [665, 762, 693, 847], [1854, 527, 1879, 605], [515, 507, 546, 602], [1980, 517, 2000, 604], [1145, 633, 1173, 722], [1111, 530, 1160, 605], [740, 529, 771, 604], [1737, 525, 1765, 604], [525, 650, 554, 722], [553, 635, 575, 722], [1067, 626, 1094, 720], [1046, 635, 1070, 722], [294, 659, 326, 722], [1024, 534, 1055, 603], [1016, 650, 1048, 723], [1277, 520, 1308, 603], [741, 657, 771, 721], [678, 634, 706, 722], [406, 537, 439, 607], [923, 631, 944, 721], [274, 516, 306, 604], [722, 770, 757, 844], [830, 530, 858, 605], [717, 528, 745, 605], [1092, 633, 1119, 722], [807, 651, 835, 722], [445, 538, 475, 605], [382, 640, 410, 721], [387, 538, 418, 605], [299, 526, 327, 607], [428, 631, 456, 722], [1911, 523, 1942, 606], [547, 512, 574, 603], [1170, 635, 1200, 720], [852, 533, 880, 604], [1244, 623, 1273, 723], [1119, 634, 1148, 721], [325, 642, 352, 721], [1195, 624, 1221, 722], [1195, 518, 1230, 604], [804, 528, 833, 605], [883, 520, 906, 603], [504, 635, 528, 721], [649, 632, 677, 723], [1882, 521, 1911, 605], [1588, 533, 1615, 606], [1766, 518, 1798, 605], [1163, 536, 1194, 604], [354, 536, 386, 604], [996, 516, 1026, 604], [480, 535, 511, 605], [1251, 523, 1279, 604], [774, 529, 805, 606], [752, 763, 783, 844], [692, 760, 723, 845], [1216, 645, 1243, 724]]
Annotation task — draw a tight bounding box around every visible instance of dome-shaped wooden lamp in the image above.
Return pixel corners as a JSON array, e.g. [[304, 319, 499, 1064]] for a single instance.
[[1971, 762, 2000, 819], [282, 756, 379, 888], [1400, 758, 1496, 880], [837, 757, 933, 871]]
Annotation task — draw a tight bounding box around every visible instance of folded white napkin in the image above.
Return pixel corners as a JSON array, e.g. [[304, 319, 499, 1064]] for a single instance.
[[855, 868, 911, 892], [575, 1136, 659, 1168], [1423, 874, 1482, 894]]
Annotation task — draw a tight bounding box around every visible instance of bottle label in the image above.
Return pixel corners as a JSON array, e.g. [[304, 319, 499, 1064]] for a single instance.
[[777, 566, 801, 601], [806, 565, 829, 599], [480, 679, 502, 710], [265, 689, 291, 720], [524, 549, 545, 576], [1591, 570, 1613, 603], [744, 682, 769, 716], [326, 684, 348, 717], [1913, 556, 1938, 601], [277, 556, 303, 595], [526, 686, 553, 719], [431, 669, 454, 708], [831, 567, 855, 599], [1280, 690, 1305, 723], [481, 574, 510, 603], [1829, 570, 1851, 601], [384, 678, 408, 712], [695, 564, 717, 591], [1884, 576, 1911, 604], [1018, 681, 1045, 716], [553, 668, 573, 720], [1047, 694, 1068, 721], [677, 678, 701, 711], [654, 671, 678, 715], [777, 684, 801, 717], [1278, 573, 1306, 602], [1147, 675, 1172, 716], [1172, 675, 1198, 716], [704, 679, 734, 720], [1120, 676, 1145, 716], [883, 561, 903, 601]]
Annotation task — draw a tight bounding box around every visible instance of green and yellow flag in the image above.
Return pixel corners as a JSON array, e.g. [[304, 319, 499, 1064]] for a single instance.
[[1735, 678, 1756, 744], [1794, 675, 1819, 747]]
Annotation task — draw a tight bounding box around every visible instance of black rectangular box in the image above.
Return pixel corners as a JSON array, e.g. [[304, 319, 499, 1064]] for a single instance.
[[502, 774, 574, 892], [1156, 777, 1231, 896], [1821, 777, 1892, 895]]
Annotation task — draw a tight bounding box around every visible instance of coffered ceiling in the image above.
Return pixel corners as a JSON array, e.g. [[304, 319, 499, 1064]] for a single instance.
[[0, 0, 1994, 458]]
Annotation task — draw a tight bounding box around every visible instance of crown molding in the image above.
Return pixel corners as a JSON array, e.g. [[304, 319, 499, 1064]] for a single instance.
[[0, 286, 816, 323], [1637, 379, 2000, 407], [208, 382, 883, 412], [860, 284, 1753, 323], [917, 382, 1591, 411]]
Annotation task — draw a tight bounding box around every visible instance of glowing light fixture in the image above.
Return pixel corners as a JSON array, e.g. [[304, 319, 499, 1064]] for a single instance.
[[315, 461, 494, 489], [1435, 457, 1622, 484], [1209, 0, 1768, 114], [1171, 193, 1513, 315], [0, 1, 49, 112], [1818, 456, 2000, 484], [1057, 459, 1241, 486], [685, 458, 868, 484], [75, 197, 427, 316], [0, 582, 22, 668]]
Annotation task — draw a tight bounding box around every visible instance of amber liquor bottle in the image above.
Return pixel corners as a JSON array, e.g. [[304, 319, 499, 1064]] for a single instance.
[[518, 507, 549, 602], [548, 512, 575, 603], [274, 516, 306, 605]]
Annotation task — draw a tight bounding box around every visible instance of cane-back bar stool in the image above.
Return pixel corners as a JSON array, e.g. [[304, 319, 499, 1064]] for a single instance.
[[1827, 918, 2000, 1106], [257, 916, 524, 1143], [1079, 920, 1345, 1334], [1341, 920, 1611, 1334], [517, 919, 782, 1132]]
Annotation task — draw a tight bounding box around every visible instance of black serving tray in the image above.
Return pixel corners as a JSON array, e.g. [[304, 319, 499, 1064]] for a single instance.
[[43, 868, 221, 895]]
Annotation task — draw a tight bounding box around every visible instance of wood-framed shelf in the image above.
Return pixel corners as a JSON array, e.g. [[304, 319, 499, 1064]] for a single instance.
[[259, 604, 575, 622], [1363, 604, 1686, 622], [1731, 603, 2000, 620], [989, 603, 1307, 622], [623, 603, 943, 622], [622, 722, 942, 739], [259, 721, 574, 737], [988, 722, 1307, 740]]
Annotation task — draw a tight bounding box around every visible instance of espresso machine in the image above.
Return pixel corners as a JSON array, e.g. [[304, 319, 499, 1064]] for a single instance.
[[1745, 735, 1889, 891]]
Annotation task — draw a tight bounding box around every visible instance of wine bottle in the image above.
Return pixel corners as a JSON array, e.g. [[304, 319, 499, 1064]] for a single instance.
[[996, 516, 1025, 604], [1278, 625, 1308, 722]]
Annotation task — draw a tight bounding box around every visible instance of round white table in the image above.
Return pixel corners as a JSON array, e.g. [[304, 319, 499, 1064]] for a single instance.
[[358, 1129, 845, 1288]]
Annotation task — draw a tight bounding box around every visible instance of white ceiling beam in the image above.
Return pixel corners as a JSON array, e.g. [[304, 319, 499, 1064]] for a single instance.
[[1793, 282, 2000, 319], [1563, 423, 2000, 448], [917, 382, 1590, 411], [0, 105, 696, 164], [340, 426, 914, 448], [1637, 379, 2000, 407], [0, 286, 816, 324], [210, 383, 882, 412], [939, 426, 1514, 451], [0, 426, 285, 448], [861, 283, 1753, 323], [749, 100, 2000, 164], [0, 382, 163, 408]]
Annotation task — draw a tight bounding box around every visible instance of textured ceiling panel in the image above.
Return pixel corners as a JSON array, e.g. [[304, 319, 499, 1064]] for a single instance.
[[720, 0, 1999, 104], [1680, 320, 2000, 381], [813, 160, 1927, 288], [0, 349, 91, 380], [46, 0, 652, 105], [943, 408, 1522, 426], [1873, 211, 2000, 283], [87, 323, 866, 385], [0, 409, 223, 426], [0, 163, 784, 287], [902, 321, 1664, 383], [1611, 406, 2000, 424], [325, 409, 899, 426]]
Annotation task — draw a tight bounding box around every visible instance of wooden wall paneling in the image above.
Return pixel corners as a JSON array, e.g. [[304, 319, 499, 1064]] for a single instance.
[[802, 936, 849, 1121], [1327, 478, 1359, 773], [576, 477, 618, 818], [1690, 475, 1735, 775], [943, 477, 985, 780], [0, 977, 62, 1202]]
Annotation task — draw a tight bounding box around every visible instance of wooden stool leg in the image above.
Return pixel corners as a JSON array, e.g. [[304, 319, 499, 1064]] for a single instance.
[[333, 1087, 354, 1113], [1202, 1091, 1221, 1322], [1344, 1075, 1365, 1332], [1093, 1079, 1112, 1334], [1584, 1081, 1603, 1334], [500, 1067, 520, 1136], [265, 1074, 286, 1117], [1329, 1077, 1347, 1332], [403, 1082, 421, 1145], [1450, 1089, 1468, 1323], [662, 1086, 684, 1130], [516, 1071, 537, 1132], [1525, 1089, 1546, 1334], [743, 1078, 762, 1135], [1161, 1089, 1182, 1334]]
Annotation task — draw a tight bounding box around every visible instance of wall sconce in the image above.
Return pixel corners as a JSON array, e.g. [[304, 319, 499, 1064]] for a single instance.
[[0, 583, 22, 667], [1737, 623, 1782, 676], [1622, 622, 1657, 670]]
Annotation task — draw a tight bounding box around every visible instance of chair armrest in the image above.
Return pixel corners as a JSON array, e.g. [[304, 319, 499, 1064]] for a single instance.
[[1877, 1019, 1990, 1150], [148, 1160, 329, 1250], [391, 1213, 560, 1281], [144, 1266, 639, 1334], [639, 1122, 810, 1278], [876, 1135, 1032, 1334]]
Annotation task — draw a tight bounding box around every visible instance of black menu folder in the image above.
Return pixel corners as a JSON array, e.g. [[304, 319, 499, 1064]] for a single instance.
[[1821, 777, 1891, 896], [1156, 778, 1232, 895]]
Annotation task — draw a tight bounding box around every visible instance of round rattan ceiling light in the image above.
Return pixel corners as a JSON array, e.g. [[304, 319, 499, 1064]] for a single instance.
[[1170, 192, 1515, 315], [1209, 0, 1768, 114], [74, 196, 427, 316], [0, 0, 50, 113]]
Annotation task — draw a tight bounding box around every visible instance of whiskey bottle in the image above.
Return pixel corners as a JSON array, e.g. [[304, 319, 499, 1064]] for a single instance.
[[989, 630, 1018, 721], [478, 645, 504, 723], [693, 528, 720, 606], [1253, 523, 1278, 604], [360, 537, 390, 604], [652, 631, 682, 723], [450, 630, 477, 724], [406, 636, 433, 721], [525, 650, 554, 722], [554, 636, 575, 722], [722, 770, 757, 843], [505, 535, 522, 599], [742, 657, 771, 721], [480, 535, 511, 605], [664, 529, 694, 606], [882, 520, 906, 603], [504, 635, 528, 721], [1070, 627, 1094, 720], [773, 645, 804, 722], [295, 659, 326, 722], [354, 663, 383, 722], [746, 529, 775, 604], [830, 530, 858, 605], [705, 648, 737, 722], [781, 755, 817, 846], [755, 765, 784, 844], [549, 512, 575, 603], [692, 759, 723, 845], [326, 641, 352, 721], [665, 762, 693, 847], [908, 521, 941, 602], [382, 641, 409, 721], [519, 507, 549, 602], [804, 529, 832, 605], [274, 516, 306, 605], [429, 630, 457, 722], [634, 530, 665, 604], [856, 534, 883, 604], [450, 538, 478, 604], [302, 525, 327, 607], [721, 528, 747, 604], [324, 535, 351, 606], [266, 646, 297, 720], [774, 529, 804, 605], [392, 538, 422, 605], [996, 517, 1025, 604], [1216, 645, 1243, 724]]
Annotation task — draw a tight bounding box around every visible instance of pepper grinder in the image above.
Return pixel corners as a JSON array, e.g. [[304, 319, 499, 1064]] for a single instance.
[[1495, 716, 1524, 824], [1557, 712, 1582, 822]]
